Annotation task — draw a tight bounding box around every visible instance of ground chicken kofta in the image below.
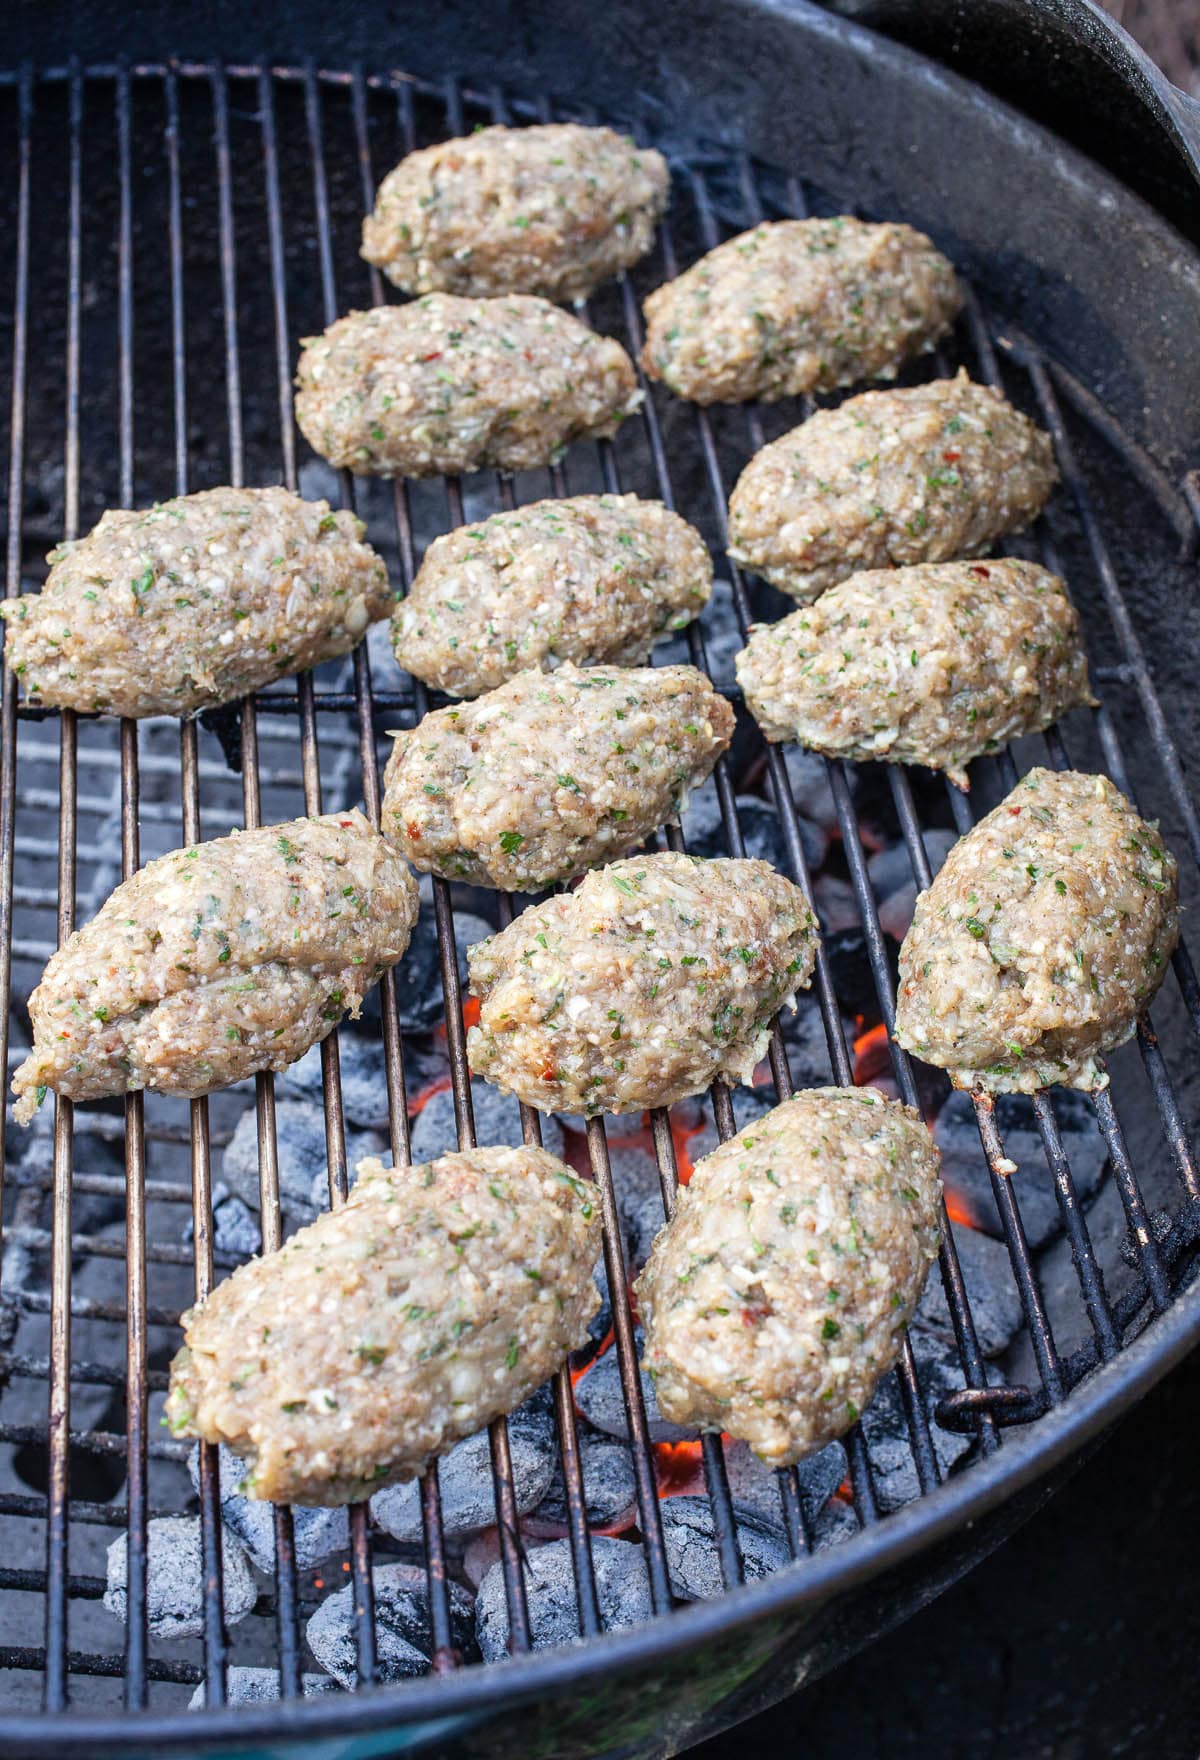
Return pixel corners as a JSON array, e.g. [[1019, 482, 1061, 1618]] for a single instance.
[[894, 769, 1179, 1094], [362, 123, 669, 301], [466, 852, 818, 1115], [736, 558, 1094, 787], [391, 495, 712, 696], [636, 1086, 942, 1466], [294, 297, 640, 478], [0, 487, 391, 718], [164, 1146, 600, 1504], [383, 662, 733, 888], [11, 811, 418, 1124], [727, 372, 1057, 602], [641, 218, 961, 405]]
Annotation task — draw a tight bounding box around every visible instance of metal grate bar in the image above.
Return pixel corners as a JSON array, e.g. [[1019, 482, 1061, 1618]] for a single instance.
[[0, 65, 31, 1216], [41, 59, 84, 1714], [113, 60, 151, 1711]]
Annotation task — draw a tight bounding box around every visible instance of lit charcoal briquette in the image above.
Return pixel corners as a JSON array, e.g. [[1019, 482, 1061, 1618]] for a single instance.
[[103, 1516, 257, 1641], [660, 1495, 791, 1600], [306, 1563, 478, 1686], [475, 1537, 652, 1661]]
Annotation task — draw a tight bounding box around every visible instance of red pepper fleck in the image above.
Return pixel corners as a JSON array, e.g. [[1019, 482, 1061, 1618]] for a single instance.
[[1007, 805, 1023, 816], [421, 351, 443, 362], [969, 564, 991, 578], [339, 818, 353, 827], [741, 1303, 771, 1327], [942, 449, 961, 463], [540, 1062, 558, 1083], [406, 820, 423, 842]]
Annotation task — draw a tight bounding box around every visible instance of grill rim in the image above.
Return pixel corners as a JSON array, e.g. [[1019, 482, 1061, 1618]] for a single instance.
[[2, 35, 1200, 1748]]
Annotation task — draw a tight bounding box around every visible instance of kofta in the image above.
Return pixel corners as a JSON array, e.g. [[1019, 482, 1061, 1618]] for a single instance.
[[383, 662, 733, 888], [362, 123, 669, 301], [466, 852, 818, 1115], [294, 297, 640, 478], [893, 768, 1179, 1093], [636, 1086, 943, 1466], [0, 487, 391, 719], [391, 494, 712, 697], [164, 1146, 601, 1504], [11, 811, 418, 1123], [642, 217, 961, 405], [727, 372, 1057, 602], [735, 558, 1094, 787]]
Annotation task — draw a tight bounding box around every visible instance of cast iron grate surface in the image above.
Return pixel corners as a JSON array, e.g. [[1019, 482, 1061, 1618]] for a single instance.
[[0, 58, 1198, 1728]]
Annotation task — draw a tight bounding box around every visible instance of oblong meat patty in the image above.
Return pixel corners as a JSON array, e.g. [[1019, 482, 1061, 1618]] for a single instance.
[[894, 768, 1179, 1093], [391, 494, 712, 697], [11, 810, 418, 1123], [642, 218, 961, 404], [727, 372, 1057, 602], [294, 297, 640, 478], [636, 1086, 943, 1466], [735, 558, 1094, 787], [0, 487, 391, 718], [466, 852, 818, 1115], [383, 662, 733, 888], [362, 123, 669, 301], [164, 1147, 601, 1504]]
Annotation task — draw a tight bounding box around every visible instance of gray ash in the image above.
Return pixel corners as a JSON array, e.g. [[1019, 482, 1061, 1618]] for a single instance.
[[370, 1401, 556, 1543], [660, 1495, 791, 1600], [276, 1031, 396, 1133], [870, 830, 957, 941], [395, 908, 492, 1033], [475, 1535, 652, 1662], [103, 1515, 257, 1641], [306, 1562, 477, 1685], [188, 1444, 349, 1574]]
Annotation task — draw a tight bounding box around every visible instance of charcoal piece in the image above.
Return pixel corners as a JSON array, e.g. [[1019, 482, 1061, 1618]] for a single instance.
[[277, 1032, 394, 1132], [824, 926, 892, 1017], [812, 874, 861, 935], [574, 1328, 692, 1444], [188, 1668, 339, 1707], [915, 1222, 1024, 1358], [588, 1259, 614, 1349], [684, 1084, 777, 1168], [682, 784, 827, 875], [862, 1334, 989, 1514], [408, 1080, 564, 1165], [778, 992, 843, 1088], [605, 1138, 667, 1272], [401, 909, 493, 1033], [783, 746, 846, 832], [722, 1436, 846, 1527], [475, 1536, 652, 1661], [188, 1444, 349, 1574], [868, 829, 957, 904], [103, 1515, 257, 1640], [211, 1192, 262, 1260], [695, 582, 744, 687], [370, 1401, 556, 1542], [934, 1088, 1109, 1250], [811, 1497, 858, 1552], [306, 1562, 477, 1686], [660, 1495, 791, 1600], [526, 1432, 638, 1534], [221, 1098, 385, 1220]]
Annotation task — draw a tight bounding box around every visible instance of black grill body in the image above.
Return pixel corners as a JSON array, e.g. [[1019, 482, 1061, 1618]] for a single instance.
[[1, 5, 1199, 1757]]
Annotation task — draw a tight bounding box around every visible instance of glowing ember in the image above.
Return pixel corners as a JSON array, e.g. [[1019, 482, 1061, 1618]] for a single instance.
[[653, 1439, 706, 1500], [852, 1019, 891, 1086]]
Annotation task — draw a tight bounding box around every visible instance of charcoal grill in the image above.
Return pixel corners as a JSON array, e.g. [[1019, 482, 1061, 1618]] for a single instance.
[[2, 2, 1200, 1755]]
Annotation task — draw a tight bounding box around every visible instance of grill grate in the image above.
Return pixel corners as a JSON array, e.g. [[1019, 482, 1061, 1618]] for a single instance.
[[0, 57, 1197, 1725]]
